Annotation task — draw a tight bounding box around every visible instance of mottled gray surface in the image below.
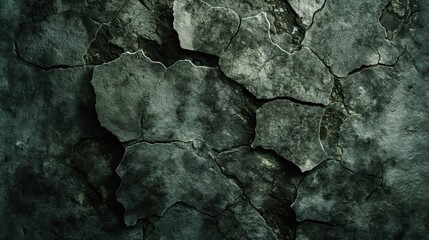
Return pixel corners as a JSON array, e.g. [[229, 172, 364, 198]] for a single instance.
[[217, 200, 276, 240], [288, 0, 325, 27], [52, 0, 127, 23], [16, 12, 100, 68], [173, 0, 239, 56], [220, 13, 333, 104], [293, 1, 429, 238], [204, 0, 306, 52], [1, 0, 429, 239], [116, 142, 241, 226], [93, 51, 254, 150], [217, 146, 301, 239], [110, 0, 170, 50], [253, 100, 327, 172], [302, 0, 401, 77], [145, 204, 225, 240], [92, 51, 166, 142]]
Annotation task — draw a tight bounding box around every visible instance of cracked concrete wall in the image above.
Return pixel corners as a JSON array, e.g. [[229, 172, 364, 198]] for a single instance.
[[0, 0, 428, 239]]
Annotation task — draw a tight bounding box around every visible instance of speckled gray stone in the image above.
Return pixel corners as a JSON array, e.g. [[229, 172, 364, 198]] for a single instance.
[[217, 200, 276, 240], [253, 100, 327, 172], [15, 12, 100, 69], [288, 0, 325, 27], [295, 26, 429, 238], [292, 160, 379, 223], [116, 142, 241, 226], [110, 0, 170, 50], [173, 0, 240, 56], [204, 0, 306, 52], [217, 146, 301, 239], [93, 51, 254, 150], [219, 13, 333, 104], [52, 0, 127, 23], [146, 204, 224, 240], [92, 51, 166, 142], [302, 0, 401, 77]]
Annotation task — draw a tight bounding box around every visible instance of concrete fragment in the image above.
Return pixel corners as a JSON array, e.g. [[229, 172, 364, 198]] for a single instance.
[[92, 51, 166, 142], [302, 0, 399, 77], [116, 142, 241, 226], [220, 13, 333, 104], [173, 0, 240, 56], [92, 51, 254, 149], [253, 100, 327, 172]]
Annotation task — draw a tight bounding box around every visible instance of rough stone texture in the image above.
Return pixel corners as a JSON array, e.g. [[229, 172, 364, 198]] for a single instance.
[[253, 100, 327, 172], [1, 0, 429, 239], [204, 0, 306, 52], [52, 0, 127, 23], [288, 0, 325, 27], [302, 0, 401, 77], [293, 1, 429, 238], [92, 51, 166, 142], [173, 0, 240, 56], [220, 13, 333, 104], [93, 51, 254, 150], [109, 0, 171, 50], [217, 200, 276, 240], [0, 55, 141, 239], [116, 142, 241, 226], [145, 204, 225, 240], [217, 147, 301, 239], [16, 12, 100, 69]]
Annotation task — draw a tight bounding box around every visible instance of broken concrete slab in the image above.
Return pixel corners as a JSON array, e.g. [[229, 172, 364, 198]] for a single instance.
[[296, 38, 429, 238], [217, 146, 301, 239], [204, 0, 305, 52], [219, 13, 333, 104], [302, 0, 400, 77], [92, 51, 166, 142], [253, 100, 327, 172], [173, 0, 240, 56], [116, 142, 241, 226], [92, 51, 254, 150], [15, 12, 100, 69], [292, 160, 379, 223]]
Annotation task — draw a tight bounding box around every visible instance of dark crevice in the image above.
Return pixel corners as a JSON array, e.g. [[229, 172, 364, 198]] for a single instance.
[[347, 50, 403, 76], [84, 25, 124, 65], [379, 0, 419, 40], [305, 0, 328, 31], [122, 139, 193, 147], [137, 33, 219, 68], [70, 129, 127, 229], [304, 44, 340, 78], [297, 219, 341, 227], [223, 17, 241, 53], [270, 0, 306, 52], [257, 95, 326, 108], [320, 77, 349, 159]]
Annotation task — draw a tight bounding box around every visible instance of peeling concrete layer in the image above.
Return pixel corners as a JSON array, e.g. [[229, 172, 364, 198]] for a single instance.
[[219, 13, 333, 104], [173, 0, 240, 56], [1, 0, 428, 239]]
